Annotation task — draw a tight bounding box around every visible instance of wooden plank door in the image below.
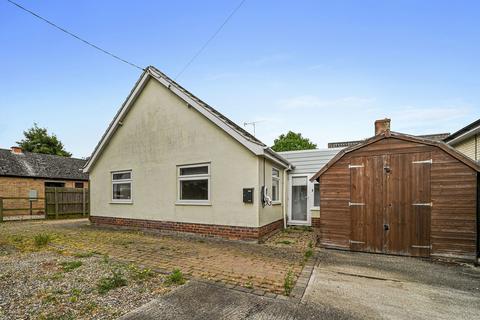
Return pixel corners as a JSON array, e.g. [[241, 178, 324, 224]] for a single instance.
[[384, 152, 431, 257], [350, 156, 367, 251], [349, 155, 385, 253]]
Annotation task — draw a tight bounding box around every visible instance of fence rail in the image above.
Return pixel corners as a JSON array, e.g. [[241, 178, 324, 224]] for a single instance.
[[0, 187, 89, 222]]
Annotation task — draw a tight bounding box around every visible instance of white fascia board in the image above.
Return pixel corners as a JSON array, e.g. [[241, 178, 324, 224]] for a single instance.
[[152, 72, 266, 156], [83, 72, 150, 172], [446, 125, 480, 145]]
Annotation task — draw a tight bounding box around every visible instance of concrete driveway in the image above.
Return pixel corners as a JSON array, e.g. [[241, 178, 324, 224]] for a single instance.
[[119, 280, 358, 320], [303, 250, 480, 320], [121, 249, 480, 320]]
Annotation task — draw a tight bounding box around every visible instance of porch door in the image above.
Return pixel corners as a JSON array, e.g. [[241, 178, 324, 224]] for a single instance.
[[291, 176, 308, 223]]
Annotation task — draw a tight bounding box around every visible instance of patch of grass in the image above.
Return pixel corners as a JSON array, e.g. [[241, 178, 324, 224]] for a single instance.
[[41, 293, 57, 305], [69, 288, 81, 303], [79, 301, 98, 315], [34, 233, 52, 247], [128, 264, 154, 282], [60, 260, 83, 272], [304, 248, 314, 260], [165, 268, 185, 286], [102, 254, 110, 264], [284, 269, 295, 296], [73, 251, 95, 258], [97, 270, 127, 294], [308, 240, 314, 248], [276, 240, 294, 245]]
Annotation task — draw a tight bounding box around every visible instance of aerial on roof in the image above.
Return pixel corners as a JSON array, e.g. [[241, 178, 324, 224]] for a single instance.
[[328, 132, 451, 148], [83, 66, 290, 172], [0, 148, 88, 180]]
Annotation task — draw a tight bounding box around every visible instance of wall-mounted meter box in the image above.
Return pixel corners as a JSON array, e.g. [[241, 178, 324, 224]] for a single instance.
[[243, 188, 254, 204]]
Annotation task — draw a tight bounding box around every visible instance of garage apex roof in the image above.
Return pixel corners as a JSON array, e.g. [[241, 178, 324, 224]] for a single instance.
[[311, 130, 480, 182]]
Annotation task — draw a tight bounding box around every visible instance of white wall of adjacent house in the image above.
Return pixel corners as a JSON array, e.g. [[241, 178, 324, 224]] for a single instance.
[[89, 78, 265, 228], [451, 134, 480, 162]]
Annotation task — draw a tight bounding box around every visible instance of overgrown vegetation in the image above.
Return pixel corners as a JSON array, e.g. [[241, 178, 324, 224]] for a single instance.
[[60, 261, 83, 272], [165, 268, 185, 286], [34, 233, 52, 247], [284, 269, 295, 296], [73, 251, 95, 258], [304, 248, 313, 260], [276, 239, 294, 245], [97, 270, 127, 294], [128, 264, 154, 282]]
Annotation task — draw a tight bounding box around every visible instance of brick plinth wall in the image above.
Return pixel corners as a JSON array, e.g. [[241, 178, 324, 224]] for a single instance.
[[90, 216, 284, 242], [312, 217, 321, 228]]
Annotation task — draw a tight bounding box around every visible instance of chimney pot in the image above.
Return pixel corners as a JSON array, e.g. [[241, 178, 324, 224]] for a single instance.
[[375, 118, 391, 135], [11, 146, 23, 154]]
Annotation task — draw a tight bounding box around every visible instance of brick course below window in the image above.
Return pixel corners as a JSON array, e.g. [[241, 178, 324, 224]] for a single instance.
[[89, 216, 284, 242]]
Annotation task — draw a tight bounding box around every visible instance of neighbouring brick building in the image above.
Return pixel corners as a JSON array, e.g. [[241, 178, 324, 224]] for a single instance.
[[0, 146, 88, 218]]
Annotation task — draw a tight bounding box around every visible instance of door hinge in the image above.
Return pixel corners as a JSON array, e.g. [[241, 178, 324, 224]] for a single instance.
[[349, 202, 365, 206], [411, 245, 432, 249], [349, 240, 365, 244], [412, 202, 433, 207], [412, 159, 432, 164], [348, 164, 364, 169]]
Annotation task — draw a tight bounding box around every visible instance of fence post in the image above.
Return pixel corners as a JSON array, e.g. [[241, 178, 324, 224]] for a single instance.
[[82, 188, 86, 217], [0, 198, 3, 223], [54, 187, 59, 220], [29, 199, 33, 216]]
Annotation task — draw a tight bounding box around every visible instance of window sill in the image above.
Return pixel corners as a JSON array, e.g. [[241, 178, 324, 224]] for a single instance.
[[311, 207, 320, 211], [110, 201, 133, 205], [272, 202, 282, 206], [175, 201, 211, 206]]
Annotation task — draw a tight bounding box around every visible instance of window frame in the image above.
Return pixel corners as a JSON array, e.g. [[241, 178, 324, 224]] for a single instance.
[[312, 182, 320, 209], [111, 170, 133, 204], [271, 167, 281, 204], [176, 163, 211, 205]]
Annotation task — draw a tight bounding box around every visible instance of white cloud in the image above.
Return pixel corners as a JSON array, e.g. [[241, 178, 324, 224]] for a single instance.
[[278, 95, 376, 110]]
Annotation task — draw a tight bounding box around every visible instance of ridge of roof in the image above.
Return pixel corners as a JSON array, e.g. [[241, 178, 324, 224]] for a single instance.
[[147, 66, 266, 147], [444, 119, 480, 143], [0, 148, 88, 180], [84, 66, 289, 172], [311, 130, 480, 182]]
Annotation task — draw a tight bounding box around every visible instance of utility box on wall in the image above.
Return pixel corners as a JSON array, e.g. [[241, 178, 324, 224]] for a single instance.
[[243, 188, 254, 204]]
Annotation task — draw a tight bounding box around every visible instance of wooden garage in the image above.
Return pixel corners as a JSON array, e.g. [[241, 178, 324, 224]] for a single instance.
[[311, 127, 479, 262]]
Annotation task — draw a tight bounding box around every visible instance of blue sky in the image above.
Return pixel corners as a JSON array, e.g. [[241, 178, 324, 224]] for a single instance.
[[1, 0, 479, 158]]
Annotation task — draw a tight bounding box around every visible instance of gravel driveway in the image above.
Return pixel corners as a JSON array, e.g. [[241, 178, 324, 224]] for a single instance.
[[303, 250, 480, 320]]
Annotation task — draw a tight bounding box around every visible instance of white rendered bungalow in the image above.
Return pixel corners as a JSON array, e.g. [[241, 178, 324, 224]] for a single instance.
[[84, 66, 297, 240]]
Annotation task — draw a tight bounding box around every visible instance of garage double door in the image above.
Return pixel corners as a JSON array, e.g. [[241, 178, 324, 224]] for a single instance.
[[349, 152, 431, 257]]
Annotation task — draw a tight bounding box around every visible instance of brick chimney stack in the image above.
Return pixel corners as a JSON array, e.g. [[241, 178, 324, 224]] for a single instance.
[[11, 146, 23, 154], [375, 118, 391, 135]]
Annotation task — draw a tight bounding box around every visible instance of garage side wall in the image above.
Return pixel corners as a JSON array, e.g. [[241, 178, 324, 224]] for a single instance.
[[431, 150, 477, 260]]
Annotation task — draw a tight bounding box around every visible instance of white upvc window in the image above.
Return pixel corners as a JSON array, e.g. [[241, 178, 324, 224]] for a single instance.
[[272, 168, 280, 203], [111, 170, 132, 203], [313, 182, 320, 208], [177, 163, 210, 205]]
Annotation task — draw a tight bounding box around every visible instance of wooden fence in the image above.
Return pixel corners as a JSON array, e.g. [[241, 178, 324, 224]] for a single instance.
[[0, 188, 90, 222], [0, 196, 46, 221], [45, 187, 89, 219]]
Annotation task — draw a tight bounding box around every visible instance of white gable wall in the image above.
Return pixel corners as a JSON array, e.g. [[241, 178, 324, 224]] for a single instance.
[[89, 78, 262, 227]]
